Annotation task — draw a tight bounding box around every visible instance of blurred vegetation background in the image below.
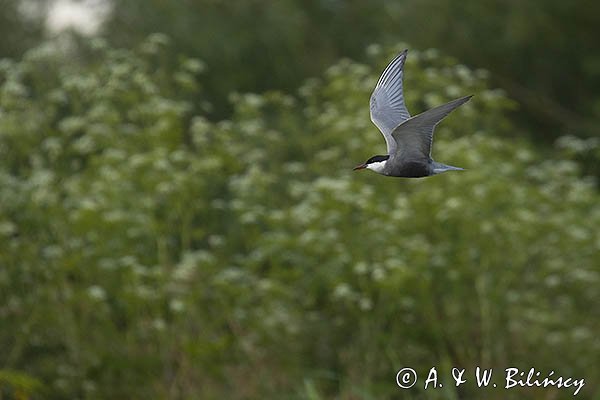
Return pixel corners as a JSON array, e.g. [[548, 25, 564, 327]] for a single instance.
[[0, 0, 598, 399]]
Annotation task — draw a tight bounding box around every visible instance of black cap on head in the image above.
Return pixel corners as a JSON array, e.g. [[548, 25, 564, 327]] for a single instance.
[[366, 155, 390, 164]]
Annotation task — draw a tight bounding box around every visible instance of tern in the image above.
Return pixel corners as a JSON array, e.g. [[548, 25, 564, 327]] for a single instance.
[[353, 49, 472, 177]]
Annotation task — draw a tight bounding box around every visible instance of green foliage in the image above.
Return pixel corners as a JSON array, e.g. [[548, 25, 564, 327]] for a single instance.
[[0, 0, 48, 59], [0, 369, 44, 399], [0, 38, 598, 399], [101, 0, 600, 143]]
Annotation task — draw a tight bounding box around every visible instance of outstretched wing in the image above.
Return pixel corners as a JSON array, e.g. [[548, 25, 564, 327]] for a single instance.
[[370, 49, 411, 154], [391, 95, 473, 159]]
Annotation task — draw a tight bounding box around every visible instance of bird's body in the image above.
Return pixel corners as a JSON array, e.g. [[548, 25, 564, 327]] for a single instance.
[[354, 49, 472, 177], [364, 155, 462, 177], [385, 158, 431, 178]]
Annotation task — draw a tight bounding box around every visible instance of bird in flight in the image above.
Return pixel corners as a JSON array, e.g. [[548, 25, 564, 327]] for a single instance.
[[353, 49, 472, 177]]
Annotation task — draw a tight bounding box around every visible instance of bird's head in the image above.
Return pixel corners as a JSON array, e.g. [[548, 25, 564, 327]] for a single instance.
[[353, 154, 389, 173]]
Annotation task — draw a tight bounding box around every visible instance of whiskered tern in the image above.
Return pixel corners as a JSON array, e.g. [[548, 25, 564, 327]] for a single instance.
[[354, 49, 472, 177]]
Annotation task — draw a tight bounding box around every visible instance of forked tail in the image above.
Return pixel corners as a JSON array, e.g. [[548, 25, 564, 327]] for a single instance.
[[432, 162, 464, 174]]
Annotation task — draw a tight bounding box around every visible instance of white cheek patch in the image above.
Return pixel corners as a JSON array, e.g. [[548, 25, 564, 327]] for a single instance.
[[366, 160, 387, 173]]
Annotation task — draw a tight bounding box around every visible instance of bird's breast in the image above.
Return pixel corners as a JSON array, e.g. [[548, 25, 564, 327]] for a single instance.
[[387, 160, 431, 178]]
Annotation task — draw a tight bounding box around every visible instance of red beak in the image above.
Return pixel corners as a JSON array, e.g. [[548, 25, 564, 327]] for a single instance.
[[353, 163, 367, 171]]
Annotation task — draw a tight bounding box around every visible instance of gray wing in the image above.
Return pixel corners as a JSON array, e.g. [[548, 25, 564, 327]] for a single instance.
[[391, 95, 473, 159], [370, 49, 411, 154]]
